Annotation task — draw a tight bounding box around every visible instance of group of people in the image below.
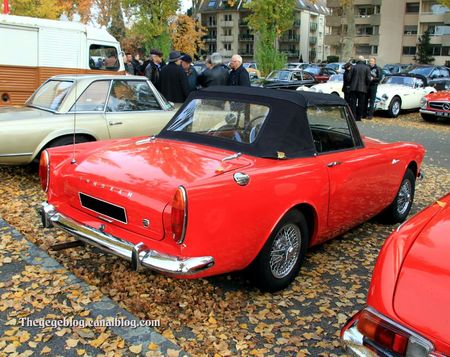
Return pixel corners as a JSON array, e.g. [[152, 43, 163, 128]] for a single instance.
[[342, 56, 382, 121], [123, 49, 250, 104]]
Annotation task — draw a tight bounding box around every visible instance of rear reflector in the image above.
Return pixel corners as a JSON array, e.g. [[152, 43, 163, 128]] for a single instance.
[[171, 186, 187, 244]]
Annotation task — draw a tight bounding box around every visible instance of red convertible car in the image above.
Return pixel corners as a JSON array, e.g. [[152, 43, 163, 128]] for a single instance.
[[420, 90, 450, 122], [341, 194, 450, 356], [39, 87, 425, 292]]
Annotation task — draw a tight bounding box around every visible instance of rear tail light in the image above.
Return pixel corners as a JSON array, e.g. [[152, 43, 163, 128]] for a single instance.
[[171, 186, 188, 244], [341, 307, 434, 357], [39, 150, 50, 192]]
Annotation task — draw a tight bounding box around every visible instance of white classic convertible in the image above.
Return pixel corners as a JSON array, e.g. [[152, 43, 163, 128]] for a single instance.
[[297, 74, 344, 98], [375, 74, 436, 117]]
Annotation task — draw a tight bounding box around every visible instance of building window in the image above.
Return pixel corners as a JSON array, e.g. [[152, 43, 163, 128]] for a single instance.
[[443, 47, 450, 56], [208, 1, 216, 7], [208, 16, 216, 26], [224, 28, 232, 36], [406, 3, 420, 13], [356, 26, 379, 36], [209, 43, 216, 53], [224, 43, 231, 51], [427, 25, 450, 36], [403, 46, 417, 55], [357, 6, 380, 17], [224, 14, 232, 21], [404, 26, 418, 35]]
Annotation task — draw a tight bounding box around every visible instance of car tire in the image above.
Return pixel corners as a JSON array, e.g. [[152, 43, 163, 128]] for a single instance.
[[388, 97, 401, 118], [379, 168, 416, 224], [421, 113, 437, 122], [249, 210, 309, 292], [48, 135, 91, 148]]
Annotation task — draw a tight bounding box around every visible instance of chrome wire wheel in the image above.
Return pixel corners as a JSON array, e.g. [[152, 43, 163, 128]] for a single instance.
[[269, 223, 301, 279], [392, 99, 400, 116], [397, 179, 412, 215]]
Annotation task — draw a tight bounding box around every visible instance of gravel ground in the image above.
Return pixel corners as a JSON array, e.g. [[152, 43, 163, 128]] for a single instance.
[[0, 112, 449, 356]]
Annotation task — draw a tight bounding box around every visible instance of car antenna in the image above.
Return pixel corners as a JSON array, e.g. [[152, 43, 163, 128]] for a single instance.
[[71, 55, 79, 165]]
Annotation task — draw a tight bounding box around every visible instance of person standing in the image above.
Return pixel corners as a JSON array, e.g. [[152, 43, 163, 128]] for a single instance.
[[198, 52, 229, 87], [227, 54, 250, 87], [365, 57, 382, 119], [349, 56, 371, 121], [124, 53, 134, 75], [159, 51, 190, 104], [144, 48, 164, 90], [131, 52, 143, 75], [180, 54, 198, 93], [342, 62, 352, 104]]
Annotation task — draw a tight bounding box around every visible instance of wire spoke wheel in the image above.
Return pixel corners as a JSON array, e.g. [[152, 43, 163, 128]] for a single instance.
[[269, 223, 301, 279], [397, 178, 412, 216]]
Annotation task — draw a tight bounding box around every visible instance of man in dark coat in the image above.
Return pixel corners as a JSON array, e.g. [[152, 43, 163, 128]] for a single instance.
[[349, 56, 371, 121], [159, 51, 190, 104], [342, 62, 352, 104], [180, 54, 198, 93], [198, 52, 229, 87], [227, 54, 250, 86], [144, 48, 164, 90], [364, 56, 382, 119]]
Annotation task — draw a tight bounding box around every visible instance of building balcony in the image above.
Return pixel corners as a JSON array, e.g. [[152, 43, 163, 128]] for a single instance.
[[220, 20, 234, 27], [221, 49, 233, 57], [445, 12, 450, 25], [429, 35, 444, 45], [355, 14, 380, 26], [325, 34, 341, 46], [309, 36, 317, 45], [240, 51, 253, 57], [280, 35, 299, 42], [239, 34, 254, 41], [354, 0, 381, 4], [281, 50, 300, 58], [354, 35, 379, 46], [203, 36, 217, 42], [419, 12, 445, 23], [326, 15, 342, 27], [293, 20, 301, 27], [221, 35, 234, 42], [310, 22, 318, 31], [204, 22, 217, 27]]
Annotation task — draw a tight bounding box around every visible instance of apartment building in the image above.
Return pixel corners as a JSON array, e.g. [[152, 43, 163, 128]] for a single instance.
[[198, 0, 330, 62], [325, 0, 450, 65]]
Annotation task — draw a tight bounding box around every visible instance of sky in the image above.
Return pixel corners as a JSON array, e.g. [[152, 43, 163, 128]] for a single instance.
[[181, 0, 191, 13]]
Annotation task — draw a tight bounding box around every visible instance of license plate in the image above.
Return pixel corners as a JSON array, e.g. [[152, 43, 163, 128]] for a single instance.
[[436, 111, 450, 117]]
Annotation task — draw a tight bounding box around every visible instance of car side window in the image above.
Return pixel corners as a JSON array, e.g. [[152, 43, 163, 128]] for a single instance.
[[440, 68, 449, 77], [106, 80, 161, 112], [307, 106, 356, 153], [89, 45, 120, 71], [70, 81, 110, 112], [293, 72, 302, 81], [303, 72, 313, 80]]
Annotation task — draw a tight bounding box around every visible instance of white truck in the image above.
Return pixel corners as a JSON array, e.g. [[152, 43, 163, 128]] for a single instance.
[[0, 14, 124, 106]]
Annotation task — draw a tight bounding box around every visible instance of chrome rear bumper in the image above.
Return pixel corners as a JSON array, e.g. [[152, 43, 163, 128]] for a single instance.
[[40, 202, 214, 275]]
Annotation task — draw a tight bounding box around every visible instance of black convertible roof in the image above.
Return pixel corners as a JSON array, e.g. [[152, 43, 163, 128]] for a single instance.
[[159, 86, 349, 159], [202, 85, 347, 108]]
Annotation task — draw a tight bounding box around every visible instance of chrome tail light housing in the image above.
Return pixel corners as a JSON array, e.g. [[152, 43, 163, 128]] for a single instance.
[[39, 150, 50, 193], [171, 185, 188, 244]]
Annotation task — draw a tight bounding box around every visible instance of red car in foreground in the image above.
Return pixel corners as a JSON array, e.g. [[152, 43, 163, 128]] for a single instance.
[[420, 90, 450, 122], [39, 86, 425, 292], [341, 194, 450, 356]]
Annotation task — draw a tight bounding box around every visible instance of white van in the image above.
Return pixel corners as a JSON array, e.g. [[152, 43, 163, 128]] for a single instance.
[[0, 14, 124, 106]]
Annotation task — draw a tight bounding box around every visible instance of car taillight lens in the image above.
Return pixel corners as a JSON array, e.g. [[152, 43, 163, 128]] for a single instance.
[[39, 150, 50, 192], [171, 186, 187, 244], [341, 307, 434, 357]]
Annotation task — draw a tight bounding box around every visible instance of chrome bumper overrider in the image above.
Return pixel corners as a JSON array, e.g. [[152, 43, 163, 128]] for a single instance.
[[40, 202, 214, 275]]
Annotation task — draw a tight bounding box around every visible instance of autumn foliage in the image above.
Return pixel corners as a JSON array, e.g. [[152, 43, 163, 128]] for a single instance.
[[169, 14, 206, 58]]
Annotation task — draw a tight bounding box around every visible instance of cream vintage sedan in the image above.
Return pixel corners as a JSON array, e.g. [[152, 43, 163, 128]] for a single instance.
[[0, 75, 176, 165]]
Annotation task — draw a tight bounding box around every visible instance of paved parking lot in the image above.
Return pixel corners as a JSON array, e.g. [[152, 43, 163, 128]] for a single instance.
[[0, 112, 448, 356]]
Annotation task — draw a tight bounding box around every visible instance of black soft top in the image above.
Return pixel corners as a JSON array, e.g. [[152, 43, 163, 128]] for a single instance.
[[159, 86, 349, 159]]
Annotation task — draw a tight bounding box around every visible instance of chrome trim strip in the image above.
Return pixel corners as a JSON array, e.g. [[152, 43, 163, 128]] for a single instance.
[[43, 150, 50, 193], [176, 185, 188, 245], [40, 202, 214, 275], [78, 192, 128, 224], [419, 109, 436, 115], [0, 152, 33, 157]]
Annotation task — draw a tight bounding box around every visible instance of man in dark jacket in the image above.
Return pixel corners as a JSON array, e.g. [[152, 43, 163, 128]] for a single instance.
[[159, 51, 190, 104], [349, 56, 371, 121], [364, 56, 382, 119], [144, 49, 164, 90], [342, 62, 352, 104], [227, 54, 250, 86], [180, 54, 198, 93], [198, 52, 229, 87]]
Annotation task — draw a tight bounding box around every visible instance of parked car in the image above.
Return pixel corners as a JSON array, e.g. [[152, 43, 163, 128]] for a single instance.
[[39, 86, 425, 292], [243, 62, 261, 79], [420, 90, 450, 122], [325, 62, 346, 74], [375, 74, 436, 117], [407, 65, 450, 90], [284, 62, 310, 71], [341, 194, 450, 356], [0, 75, 176, 165], [383, 63, 410, 74], [303, 66, 337, 83], [255, 70, 316, 89], [298, 74, 344, 98]]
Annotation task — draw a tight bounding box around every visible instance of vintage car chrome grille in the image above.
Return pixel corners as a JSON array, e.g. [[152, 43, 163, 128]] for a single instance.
[[79, 193, 127, 224], [429, 101, 450, 111]]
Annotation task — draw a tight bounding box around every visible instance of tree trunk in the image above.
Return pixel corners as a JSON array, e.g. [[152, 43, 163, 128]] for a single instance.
[[341, 0, 355, 61]]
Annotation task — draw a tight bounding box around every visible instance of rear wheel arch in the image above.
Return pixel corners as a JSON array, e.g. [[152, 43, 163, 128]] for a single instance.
[[290, 203, 317, 244], [407, 161, 418, 178], [33, 134, 96, 162]]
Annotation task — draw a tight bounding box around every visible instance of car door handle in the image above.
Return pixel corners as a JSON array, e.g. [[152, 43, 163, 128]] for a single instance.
[[109, 121, 123, 126], [327, 161, 342, 167]]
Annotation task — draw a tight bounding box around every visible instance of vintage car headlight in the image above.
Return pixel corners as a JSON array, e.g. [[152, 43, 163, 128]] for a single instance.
[[171, 186, 188, 244], [420, 97, 427, 109], [39, 150, 50, 193], [341, 307, 434, 357]]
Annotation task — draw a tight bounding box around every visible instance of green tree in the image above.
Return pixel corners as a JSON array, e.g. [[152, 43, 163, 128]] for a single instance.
[[108, 0, 126, 42], [9, 0, 64, 19], [123, 0, 180, 56], [415, 30, 435, 64], [438, 0, 450, 7], [244, 0, 296, 76]]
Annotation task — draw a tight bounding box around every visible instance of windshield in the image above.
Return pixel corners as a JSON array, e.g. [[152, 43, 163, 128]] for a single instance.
[[381, 76, 416, 87], [409, 67, 433, 77], [27, 80, 73, 111], [329, 74, 343, 82], [165, 99, 270, 144], [267, 71, 291, 81], [304, 67, 320, 75]]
